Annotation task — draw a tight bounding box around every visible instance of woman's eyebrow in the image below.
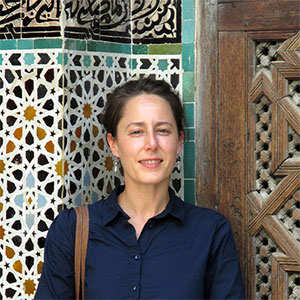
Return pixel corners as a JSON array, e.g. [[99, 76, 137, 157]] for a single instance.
[[125, 121, 174, 129]]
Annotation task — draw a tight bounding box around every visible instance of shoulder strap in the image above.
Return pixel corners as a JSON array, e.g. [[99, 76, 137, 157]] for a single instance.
[[74, 205, 89, 300]]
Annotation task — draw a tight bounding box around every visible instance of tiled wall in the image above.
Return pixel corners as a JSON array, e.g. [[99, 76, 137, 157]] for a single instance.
[[0, 1, 195, 298]]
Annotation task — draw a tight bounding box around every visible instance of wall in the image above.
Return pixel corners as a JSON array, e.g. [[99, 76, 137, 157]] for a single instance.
[[0, 0, 196, 298]]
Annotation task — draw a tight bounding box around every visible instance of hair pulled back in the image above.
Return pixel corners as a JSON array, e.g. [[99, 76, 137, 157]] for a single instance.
[[102, 77, 186, 137]]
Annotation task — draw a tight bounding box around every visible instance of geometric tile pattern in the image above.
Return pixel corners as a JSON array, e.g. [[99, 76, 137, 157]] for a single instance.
[[0, 48, 182, 299], [0, 0, 182, 44]]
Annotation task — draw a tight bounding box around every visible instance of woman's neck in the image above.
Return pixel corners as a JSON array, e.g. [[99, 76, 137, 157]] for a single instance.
[[118, 182, 170, 222]]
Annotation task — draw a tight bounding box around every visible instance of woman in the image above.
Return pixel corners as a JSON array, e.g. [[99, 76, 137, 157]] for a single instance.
[[35, 77, 245, 299]]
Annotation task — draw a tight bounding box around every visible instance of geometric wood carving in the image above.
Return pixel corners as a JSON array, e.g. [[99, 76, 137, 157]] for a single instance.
[[247, 31, 300, 299]]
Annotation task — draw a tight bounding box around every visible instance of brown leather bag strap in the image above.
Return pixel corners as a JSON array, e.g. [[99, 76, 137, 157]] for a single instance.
[[74, 206, 89, 300]]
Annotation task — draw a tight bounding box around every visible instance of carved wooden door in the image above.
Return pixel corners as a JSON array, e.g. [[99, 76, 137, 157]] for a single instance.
[[197, 1, 300, 299], [246, 31, 300, 299]]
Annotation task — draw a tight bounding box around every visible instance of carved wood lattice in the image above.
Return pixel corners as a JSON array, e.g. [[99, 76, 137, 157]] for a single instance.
[[248, 32, 300, 299]]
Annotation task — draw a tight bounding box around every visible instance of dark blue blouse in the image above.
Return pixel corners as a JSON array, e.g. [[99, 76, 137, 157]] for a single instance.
[[35, 186, 245, 299]]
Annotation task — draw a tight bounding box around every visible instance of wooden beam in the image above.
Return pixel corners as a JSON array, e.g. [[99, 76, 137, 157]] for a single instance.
[[195, 0, 218, 211], [218, 30, 247, 276], [219, 1, 300, 31]]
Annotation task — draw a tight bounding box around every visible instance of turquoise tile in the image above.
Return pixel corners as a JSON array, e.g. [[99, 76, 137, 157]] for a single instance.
[[184, 142, 195, 178], [0, 40, 17, 50], [133, 45, 148, 54], [24, 53, 35, 65], [185, 128, 195, 141], [183, 0, 195, 20], [183, 72, 195, 102], [84, 55, 91, 67], [34, 39, 62, 49], [110, 43, 131, 54], [76, 40, 86, 51], [0, 54, 3, 65], [98, 42, 110, 52], [106, 56, 113, 68], [18, 39, 33, 49], [184, 179, 195, 205], [87, 41, 98, 51], [182, 20, 195, 44], [65, 39, 76, 50], [57, 53, 68, 65], [183, 103, 194, 127], [131, 58, 137, 70], [182, 43, 194, 72], [158, 59, 168, 71]]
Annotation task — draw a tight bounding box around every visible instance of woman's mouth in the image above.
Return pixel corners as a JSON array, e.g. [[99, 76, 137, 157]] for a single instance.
[[139, 159, 163, 168]]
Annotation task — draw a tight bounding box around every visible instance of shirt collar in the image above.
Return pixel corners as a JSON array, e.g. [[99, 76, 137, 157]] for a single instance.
[[100, 185, 186, 226]]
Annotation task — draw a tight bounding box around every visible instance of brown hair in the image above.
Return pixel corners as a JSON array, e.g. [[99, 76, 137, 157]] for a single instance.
[[102, 77, 186, 137]]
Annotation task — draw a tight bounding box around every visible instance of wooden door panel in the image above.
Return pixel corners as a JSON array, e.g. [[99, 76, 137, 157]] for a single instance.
[[218, 0, 300, 31], [197, 1, 300, 298], [217, 29, 300, 299], [246, 31, 300, 299], [218, 31, 247, 273]]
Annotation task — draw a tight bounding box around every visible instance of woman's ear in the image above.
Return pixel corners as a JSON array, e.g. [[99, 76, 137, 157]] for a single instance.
[[107, 133, 119, 157], [176, 130, 184, 155]]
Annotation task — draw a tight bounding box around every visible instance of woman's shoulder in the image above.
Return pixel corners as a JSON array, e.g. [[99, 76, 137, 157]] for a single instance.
[[179, 198, 230, 229]]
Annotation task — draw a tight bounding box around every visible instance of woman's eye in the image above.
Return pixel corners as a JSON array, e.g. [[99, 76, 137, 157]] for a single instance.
[[158, 128, 170, 134], [131, 130, 142, 135]]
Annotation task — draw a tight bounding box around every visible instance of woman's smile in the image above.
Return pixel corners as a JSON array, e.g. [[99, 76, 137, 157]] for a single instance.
[[139, 158, 163, 168]]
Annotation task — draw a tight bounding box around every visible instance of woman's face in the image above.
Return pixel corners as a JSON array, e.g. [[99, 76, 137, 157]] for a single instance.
[[107, 93, 183, 187]]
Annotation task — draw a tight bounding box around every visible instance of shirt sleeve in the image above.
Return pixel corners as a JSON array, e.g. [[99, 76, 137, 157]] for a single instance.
[[205, 215, 245, 300], [34, 208, 76, 299]]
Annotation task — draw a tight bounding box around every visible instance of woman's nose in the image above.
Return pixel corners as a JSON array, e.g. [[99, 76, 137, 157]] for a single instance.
[[145, 132, 158, 150]]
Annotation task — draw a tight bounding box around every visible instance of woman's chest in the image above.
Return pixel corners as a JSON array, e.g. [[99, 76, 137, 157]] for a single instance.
[[84, 226, 210, 299]]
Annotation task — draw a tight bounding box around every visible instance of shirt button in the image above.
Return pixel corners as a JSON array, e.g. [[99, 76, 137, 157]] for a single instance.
[[133, 285, 139, 291], [134, 254, 141, 260]]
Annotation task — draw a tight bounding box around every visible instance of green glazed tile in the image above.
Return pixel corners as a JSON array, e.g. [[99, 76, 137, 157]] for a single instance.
[[131, 58, 137, 70], [184, 179, 195, 205], [84, 55, 91, 67], [133, 45, 148, 54], [185, 128, 195, 141], [65, 39, 76, 50], [106, 56, 113, 68], [0, 40, 17, 50], [110, 43, 131, 54], [182, 43, 194, 72], [57, 53, 68, 65], [87, 41, 98, 51], [0, 54, 3, 65], [158, 59, 168, 71], [183, 0, 195, 20], [98, 42, 110, 52], [24, 53, 35, 65], [183, 103, 194, 127], [184, 142, 195, 178], [149, 44, 182, 54], [34, 39, 62, 49], [18, 40, 33, 49], [76, 40, 86, 51], [183, 72, 195, 102], [182, 20, 195, 44]]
